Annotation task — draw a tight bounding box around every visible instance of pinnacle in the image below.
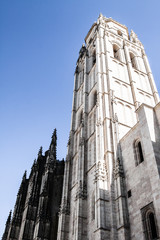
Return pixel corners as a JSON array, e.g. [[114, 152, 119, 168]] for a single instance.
[[52, 128, 57, 139], [6, 210, 12, 224], [38, 146, 43, 156], [22, 170, 27, 180]]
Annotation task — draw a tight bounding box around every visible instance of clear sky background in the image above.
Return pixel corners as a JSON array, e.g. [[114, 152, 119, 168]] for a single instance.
[[0, 0, 160, 237]]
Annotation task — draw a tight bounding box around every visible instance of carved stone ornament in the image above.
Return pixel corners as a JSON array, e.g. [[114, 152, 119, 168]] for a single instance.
[[94, 161, 108, 182], [111, 95, 117, 105], [112, 113, 118, 123], [96, 118, 102, 127], [59, 197, 70, 215], [123, 41, 130, 48], [65, 154, 71, 163], [41, 180, 48, 196], [141, 48, 146, 57], [97, 13, 105, 27], [104, 31, 109, 38], [45, 159, 55, 173], [75, 180, 87, 200], [79, 137, 85, 146], [114, 157, 124, 179], [130, 30, 142, 46]]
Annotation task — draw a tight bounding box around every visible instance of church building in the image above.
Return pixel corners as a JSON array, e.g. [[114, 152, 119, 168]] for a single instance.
[[2, 130, 64, 240], [57, 14, 160, 240], [2, 14, 160, 240]]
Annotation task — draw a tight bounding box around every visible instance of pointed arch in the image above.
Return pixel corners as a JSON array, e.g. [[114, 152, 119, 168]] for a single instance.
[[117, 30, 122, 36], [113, 44, 121, 61], [134, 139, 144, 166], [129, 52, 138, 69], [111, 40, 122, 49]]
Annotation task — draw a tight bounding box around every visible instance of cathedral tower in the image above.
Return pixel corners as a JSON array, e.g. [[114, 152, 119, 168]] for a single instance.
[[57, 14, 160, 240]]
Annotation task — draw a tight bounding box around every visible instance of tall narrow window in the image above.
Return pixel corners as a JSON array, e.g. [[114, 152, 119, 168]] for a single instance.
[[149, 212, 158, 239], [137, 141, 144, 163], [113, 44, 120, 61], [134, 139, 144, 166], [141, 203, 158, 240], [93, 51, 96, 66], [130, 52, 137, 69]]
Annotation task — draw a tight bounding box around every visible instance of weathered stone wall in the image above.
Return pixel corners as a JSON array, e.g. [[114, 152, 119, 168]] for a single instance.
[[120, 104, 160, 239]]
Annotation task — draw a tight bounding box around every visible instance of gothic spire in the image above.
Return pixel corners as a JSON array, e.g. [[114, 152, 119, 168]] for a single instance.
[[6, 210, 12, 224], [2, 211, 12, 240], [22, 170, 27, 181], [49, 129, 57, 159], [38, 146, 43, 157], [18, 171, 27, 195]]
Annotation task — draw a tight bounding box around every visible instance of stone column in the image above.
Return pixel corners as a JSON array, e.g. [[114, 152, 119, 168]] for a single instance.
[[142, 49, 159, 104], [124, 41, 139, 109], [57, 100, 76, 240], [57, 154, 70, 240], [94, 26, 111, 240], [74, 54, 88, 240]]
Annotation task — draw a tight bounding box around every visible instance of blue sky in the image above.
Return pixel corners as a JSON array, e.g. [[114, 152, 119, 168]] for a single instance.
[[0, 0, 160, 237]]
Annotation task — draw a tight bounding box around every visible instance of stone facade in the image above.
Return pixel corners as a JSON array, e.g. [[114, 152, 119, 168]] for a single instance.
[[57, 14, 160, 240], [120, 103, 160, 240], [2, 129, 64, 240]]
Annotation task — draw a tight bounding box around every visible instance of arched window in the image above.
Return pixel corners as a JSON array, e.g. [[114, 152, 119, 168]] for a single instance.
[[93, 51, 96, 66], [113, 44, 121, 61], [117, 30, 122, 36], [130, 52, 137, 69], [134, 139, 144, 166], [141, 203, 158, 240]]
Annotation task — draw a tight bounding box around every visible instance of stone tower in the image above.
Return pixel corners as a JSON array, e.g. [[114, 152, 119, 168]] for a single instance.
[[57, 14, 160, 240]]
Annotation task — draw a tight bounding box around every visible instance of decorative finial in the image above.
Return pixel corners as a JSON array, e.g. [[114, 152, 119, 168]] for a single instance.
[[38, 146, 43, 157], [5, 210, 12, 225], [7, 210, 12, 224], [22, 170, 27, 181], [51, 129, 57, 142], [50, 129, 57, 159]]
